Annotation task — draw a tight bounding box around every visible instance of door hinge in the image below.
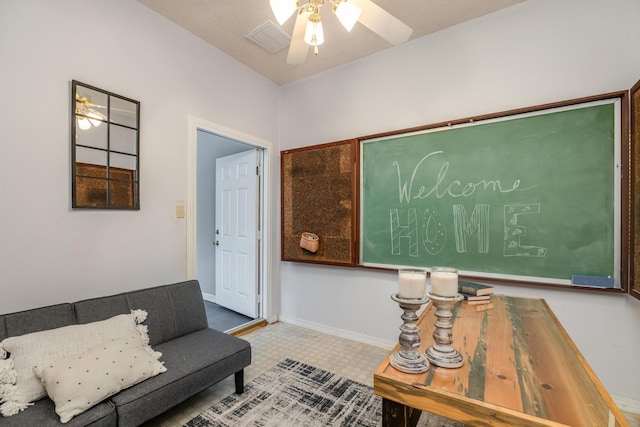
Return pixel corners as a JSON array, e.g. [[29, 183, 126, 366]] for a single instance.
[[256, 165, 260, 176]]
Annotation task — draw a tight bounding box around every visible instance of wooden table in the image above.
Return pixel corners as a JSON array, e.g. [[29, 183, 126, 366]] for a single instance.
[[374, 295, 629, 427]]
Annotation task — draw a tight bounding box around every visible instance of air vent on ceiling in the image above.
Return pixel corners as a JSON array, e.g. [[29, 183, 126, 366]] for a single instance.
[[245, 21, 291, 54]]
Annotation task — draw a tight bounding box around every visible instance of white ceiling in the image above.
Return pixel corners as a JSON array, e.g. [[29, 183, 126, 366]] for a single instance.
[[138, 0, 525, 85]]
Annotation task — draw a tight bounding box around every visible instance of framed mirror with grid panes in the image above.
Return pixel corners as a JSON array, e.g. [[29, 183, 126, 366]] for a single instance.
[[71, 80, 140, 209]]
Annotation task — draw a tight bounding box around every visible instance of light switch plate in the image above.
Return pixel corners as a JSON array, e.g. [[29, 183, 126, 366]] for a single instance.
[[176, 204, 185, 218]]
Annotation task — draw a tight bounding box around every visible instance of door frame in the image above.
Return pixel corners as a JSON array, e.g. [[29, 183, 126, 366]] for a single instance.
[[186, 115, 274, 323]]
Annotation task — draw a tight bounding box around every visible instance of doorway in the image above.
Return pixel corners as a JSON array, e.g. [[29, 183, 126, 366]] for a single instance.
[[186, 116, 273, 332]]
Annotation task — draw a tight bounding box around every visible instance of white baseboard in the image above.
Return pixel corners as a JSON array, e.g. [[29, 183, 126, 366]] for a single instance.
[[279, 316, 395, 350], [613, 395, 640, 415], [266, 313, 279, 324], [202, 292, 216, 303]]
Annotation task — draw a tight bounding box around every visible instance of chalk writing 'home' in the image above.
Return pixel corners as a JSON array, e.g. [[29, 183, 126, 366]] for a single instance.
[[389, 203, 547, 258], [393, 151, 536, 203]]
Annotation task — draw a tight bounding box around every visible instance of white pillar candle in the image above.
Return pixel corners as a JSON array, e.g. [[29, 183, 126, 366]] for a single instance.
[[430, 267, 458, 297], [398, 269, 427, 299]]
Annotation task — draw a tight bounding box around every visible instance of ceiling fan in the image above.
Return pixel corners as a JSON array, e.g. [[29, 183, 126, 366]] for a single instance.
[[75, 95, 134, 130], [269, 0, 413, 65]]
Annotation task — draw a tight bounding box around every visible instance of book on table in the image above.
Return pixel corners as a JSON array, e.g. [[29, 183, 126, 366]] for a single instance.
[[458, 281, 494, 296], [461, 293, 491, 302], [465, 298, 492, 306]]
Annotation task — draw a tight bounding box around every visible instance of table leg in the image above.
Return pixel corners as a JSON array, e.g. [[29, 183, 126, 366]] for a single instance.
[[382, 398, 422, 427]]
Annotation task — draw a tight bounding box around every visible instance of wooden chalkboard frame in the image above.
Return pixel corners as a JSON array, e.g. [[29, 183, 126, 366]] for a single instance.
[[281, 139, 358, 266], [280, 92, 632, 292], [631, 79, 640, 300], [359, 92, 630, 291]]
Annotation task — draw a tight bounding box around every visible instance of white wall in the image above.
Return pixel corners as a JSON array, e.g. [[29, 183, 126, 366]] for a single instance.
[[278, 0, 640, 400], [0, 0, 279, 311]]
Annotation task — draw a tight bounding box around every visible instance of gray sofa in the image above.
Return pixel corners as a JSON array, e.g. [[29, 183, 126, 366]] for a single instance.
[[0, 280, 251, 427]]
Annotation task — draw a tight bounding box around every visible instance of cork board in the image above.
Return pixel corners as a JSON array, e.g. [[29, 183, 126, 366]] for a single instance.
[[632, 80, 640, 299], [281, 140, 357, 265]]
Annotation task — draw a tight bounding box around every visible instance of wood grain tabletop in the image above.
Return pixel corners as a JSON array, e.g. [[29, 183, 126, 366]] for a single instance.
[[374, 294, 629, 427]]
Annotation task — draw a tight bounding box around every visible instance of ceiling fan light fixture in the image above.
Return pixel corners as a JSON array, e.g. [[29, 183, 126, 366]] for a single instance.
[[270, 0, 299, 25], [304, 13, 324, 48], [334, 1, 361, 32], [282, 0, 413, 64], [77, 117, 91, 130]]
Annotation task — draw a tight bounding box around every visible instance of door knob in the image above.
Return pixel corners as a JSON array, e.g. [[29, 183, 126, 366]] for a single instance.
[[214, 240, 219, 246]]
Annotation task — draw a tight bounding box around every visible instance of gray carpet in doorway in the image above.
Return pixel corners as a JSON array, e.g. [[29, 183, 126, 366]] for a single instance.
[[204, 301, 252, 331]]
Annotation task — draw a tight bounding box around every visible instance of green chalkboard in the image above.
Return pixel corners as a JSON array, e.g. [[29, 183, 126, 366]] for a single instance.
[[361, 100, 621, 285]]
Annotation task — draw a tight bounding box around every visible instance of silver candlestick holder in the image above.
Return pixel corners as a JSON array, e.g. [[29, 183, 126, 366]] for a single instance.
[[425, 293, 464, 368], [390, 293, 430, 374]]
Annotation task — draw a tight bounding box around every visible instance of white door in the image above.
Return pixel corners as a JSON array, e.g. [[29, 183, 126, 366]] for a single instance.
[[215, 149, 260, 318]]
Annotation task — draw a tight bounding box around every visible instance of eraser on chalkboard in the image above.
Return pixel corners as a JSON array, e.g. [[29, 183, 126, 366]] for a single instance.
[[571, 275, 614, 288]]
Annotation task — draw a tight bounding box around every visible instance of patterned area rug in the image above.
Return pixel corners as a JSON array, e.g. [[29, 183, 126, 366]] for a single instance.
[[184, 359, 463, 427]]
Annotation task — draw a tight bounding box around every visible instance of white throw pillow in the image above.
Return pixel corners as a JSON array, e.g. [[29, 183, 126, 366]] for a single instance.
[[33, 334, 166, 424], [0, 311, 151, 417]]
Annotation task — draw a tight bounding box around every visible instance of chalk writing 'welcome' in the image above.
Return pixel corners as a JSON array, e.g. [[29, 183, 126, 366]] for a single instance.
[[393, 151, 536, 203]]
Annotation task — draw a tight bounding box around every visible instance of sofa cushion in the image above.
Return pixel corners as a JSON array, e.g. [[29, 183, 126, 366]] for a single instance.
[[3, 304, 75, 338], [124, 287, 176, 347], [0, 313, 142, 417], [74, 295, 129, 325], [165, 280, 208, 336], [110, 328, 251, 427], [0, 316, 6, 342], [0, 397, 116, 427], [122, 281, 208, 347], [34, 334, 166, 424]]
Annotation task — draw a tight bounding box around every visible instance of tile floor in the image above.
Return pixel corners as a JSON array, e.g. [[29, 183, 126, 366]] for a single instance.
[[143, 322, 640, 427], [142, 322, 389, 426]]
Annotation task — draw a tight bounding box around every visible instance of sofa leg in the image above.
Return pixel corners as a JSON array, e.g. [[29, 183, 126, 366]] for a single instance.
[[235, 369, 244, 394]]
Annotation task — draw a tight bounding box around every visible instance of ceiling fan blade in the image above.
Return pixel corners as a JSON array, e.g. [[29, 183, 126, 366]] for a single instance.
[[350, 0, 413, 46], [286, 10, 311, 65]]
